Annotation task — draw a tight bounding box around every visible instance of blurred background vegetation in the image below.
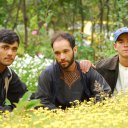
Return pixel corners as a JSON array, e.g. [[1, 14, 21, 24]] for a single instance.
[[1, 0, 128, 62]]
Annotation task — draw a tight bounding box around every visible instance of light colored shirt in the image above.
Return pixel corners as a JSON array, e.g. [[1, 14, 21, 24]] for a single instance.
[[115, 63, 128, 93]]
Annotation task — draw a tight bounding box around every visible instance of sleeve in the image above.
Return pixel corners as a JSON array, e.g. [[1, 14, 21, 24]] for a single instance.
[[34, 68, 57, 110], [7, 70, 27, 105], [0, 105, 14, 112], [86, 67, 111, 99]]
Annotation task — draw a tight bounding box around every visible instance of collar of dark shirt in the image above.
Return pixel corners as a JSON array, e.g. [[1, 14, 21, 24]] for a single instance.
[[0, 67, 11, 79]]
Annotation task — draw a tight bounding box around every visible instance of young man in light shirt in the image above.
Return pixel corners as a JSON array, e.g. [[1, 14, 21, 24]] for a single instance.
[[81, 27, 128, 94]]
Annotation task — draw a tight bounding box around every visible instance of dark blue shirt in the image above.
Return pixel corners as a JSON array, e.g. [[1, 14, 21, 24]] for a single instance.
[[34, 61, 111, 109]]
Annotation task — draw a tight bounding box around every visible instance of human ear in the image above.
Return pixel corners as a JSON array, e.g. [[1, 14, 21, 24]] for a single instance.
[[113, 43, 118, 51], [73, 46, 77, 54]]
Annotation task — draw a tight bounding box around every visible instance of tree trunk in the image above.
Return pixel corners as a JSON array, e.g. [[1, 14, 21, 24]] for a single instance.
[[106, 0, 110, 39], [79, 0, 84, 32], [22, 0, 28, 49], [99, 0, 104, 33], [12, 0, 21, 30]]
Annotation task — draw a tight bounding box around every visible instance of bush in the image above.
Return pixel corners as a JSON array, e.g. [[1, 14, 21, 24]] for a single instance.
[[1, 92, 128, 128], [11, 54, 53, 91]]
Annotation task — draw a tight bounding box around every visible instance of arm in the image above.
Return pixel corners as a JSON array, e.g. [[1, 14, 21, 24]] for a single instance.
[[86, 67, 111, 101], [35, 68, 57, 110], [7, 70, 27, 110]]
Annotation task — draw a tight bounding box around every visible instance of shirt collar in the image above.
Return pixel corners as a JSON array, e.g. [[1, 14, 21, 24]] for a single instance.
[[0, 67, 11, 79], [103, 55, 119, 70]]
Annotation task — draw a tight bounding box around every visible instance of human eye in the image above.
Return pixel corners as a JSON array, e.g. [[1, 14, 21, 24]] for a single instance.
[[63, 49, 69, 54], [12, 47, 18, 52], [2, 45, 9, 50], [117, 40, 123, 44], [54, 51, 60, 56]]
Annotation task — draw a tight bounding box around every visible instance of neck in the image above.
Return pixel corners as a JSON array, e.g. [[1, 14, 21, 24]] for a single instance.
[[119, 56, 128, 67]]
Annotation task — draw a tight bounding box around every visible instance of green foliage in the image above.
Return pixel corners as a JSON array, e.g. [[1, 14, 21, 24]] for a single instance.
[[74, 32, 95, 62], [13, 91, 41, 115], [26, 30, 54, 59], [77, 46, 95, 62], [92, 33, 116, 61], [0, 0, 8, 26], [96, 41, 116, 60], [111, 0, 128, 27]]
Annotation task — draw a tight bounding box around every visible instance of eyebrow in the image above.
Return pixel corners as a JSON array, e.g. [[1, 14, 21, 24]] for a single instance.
[[1, 43, 18, 48], [117, 38, 123, 41]]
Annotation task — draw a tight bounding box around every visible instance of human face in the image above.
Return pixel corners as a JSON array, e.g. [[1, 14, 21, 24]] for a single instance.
[[53, 39, 77, 69], [0, 42, 18, 68], [114, 33, 128, 58]]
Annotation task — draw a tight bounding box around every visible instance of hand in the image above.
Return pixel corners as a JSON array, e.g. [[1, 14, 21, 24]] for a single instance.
[[80, 60, 95, 73]]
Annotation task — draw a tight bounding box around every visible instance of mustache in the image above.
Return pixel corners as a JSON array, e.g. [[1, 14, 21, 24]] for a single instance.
[[60, 60, 67, 63], [5, 57, 14, 60]]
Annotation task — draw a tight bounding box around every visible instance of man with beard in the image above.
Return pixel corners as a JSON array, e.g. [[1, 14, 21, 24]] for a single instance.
[[0, 29, 27, 112], [34, 32, 111, 110]]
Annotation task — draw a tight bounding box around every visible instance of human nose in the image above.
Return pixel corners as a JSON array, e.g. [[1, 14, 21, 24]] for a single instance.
[[124, 42, 128, 46], [60, 53, 65, 59], [7, 49, 13, 55]]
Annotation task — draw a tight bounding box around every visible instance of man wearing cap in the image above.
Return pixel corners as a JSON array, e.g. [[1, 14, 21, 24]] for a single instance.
[[95, 27, 128, 94], [80, 27, 128, 94]]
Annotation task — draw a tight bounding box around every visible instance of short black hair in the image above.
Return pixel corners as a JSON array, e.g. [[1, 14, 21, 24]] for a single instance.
[[51, 32, 75, 49], [0, 29, 19, 44]]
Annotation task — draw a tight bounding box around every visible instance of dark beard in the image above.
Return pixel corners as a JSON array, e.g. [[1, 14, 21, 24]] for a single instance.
[[57, 53, 75, 69]]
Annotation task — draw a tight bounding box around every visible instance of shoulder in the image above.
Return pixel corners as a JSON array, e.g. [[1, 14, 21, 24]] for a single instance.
[[42, 63, 56, 73], [7, 67, 21, 81], [87, 67, 99, 76], [96, 55, 118, 69], [7, 68, 27, 90], [84, 67, 105, 84], [40, 62, 58, 77], [7, 67, 17, 78]]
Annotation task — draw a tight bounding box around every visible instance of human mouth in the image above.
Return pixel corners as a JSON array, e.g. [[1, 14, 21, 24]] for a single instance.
[[123, 49, 128, 52], [59, 61, 68, 67], [60, 61, 67, 64], [5, 58, 14, 62]]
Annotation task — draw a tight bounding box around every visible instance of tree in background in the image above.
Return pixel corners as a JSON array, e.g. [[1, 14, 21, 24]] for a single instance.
[[0, 0, 128, 61]]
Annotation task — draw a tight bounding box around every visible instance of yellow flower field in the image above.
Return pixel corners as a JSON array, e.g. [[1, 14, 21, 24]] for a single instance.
[[0, 92, 128, 128]]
